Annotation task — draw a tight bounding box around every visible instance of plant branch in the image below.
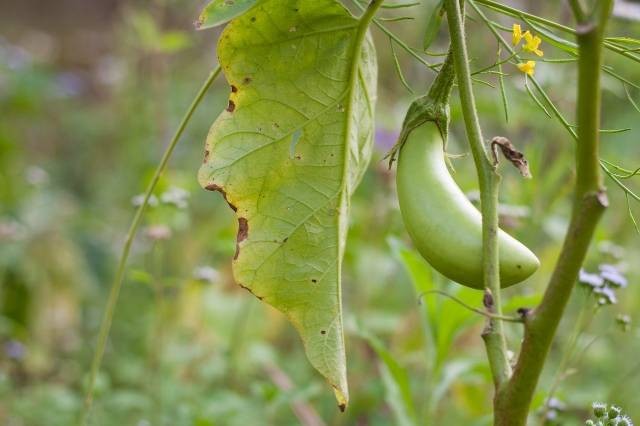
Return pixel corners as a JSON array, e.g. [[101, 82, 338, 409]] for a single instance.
[[419, 290, 524, 323], [80, 66, 221, 426], [351, 0, 439, 72], [468, 0, 639, 207], [444, 0, 511, 389], [494, 2, 612, 423], [475, 0, 575, 34]]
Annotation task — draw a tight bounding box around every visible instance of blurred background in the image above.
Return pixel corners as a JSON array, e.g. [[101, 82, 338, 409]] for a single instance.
[[0, 0, 639, 425]]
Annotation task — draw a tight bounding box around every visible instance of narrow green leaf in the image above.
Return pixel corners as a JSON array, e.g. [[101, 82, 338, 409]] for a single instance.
[[359, 331, 417, 426], [389, 37, 415, 94], [606, 37, 640, 46], [390, 237, 437, 327], [433, 284, 478, 368], [423, 0, 445, 51], [198, 0, 377, 407], [380, 16, 415, 22], [381, 1, 421, 9], [195, 0, 260, 30], [625, 84, 640, 113], [568, 124, 631, 134], [599, 128, 631, 134], [523, 18, 578, 55], [497, 47, 510, 122], [390, 238, 479, 369], [601, 162, 640, 203], [626, 193, 640, 236], [524, 78, 552, 118], [430, 359, 481, 410], [351, 1, 438, 72], [604, 68, 640, 90]]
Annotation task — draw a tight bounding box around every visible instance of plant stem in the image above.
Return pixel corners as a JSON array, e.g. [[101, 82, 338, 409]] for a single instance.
[[80, 66, 221, 426], [568, 0, 586, 23], [444, 0, 511, 388], [494, 2, 611, 423], [420, 290, 523, 323]]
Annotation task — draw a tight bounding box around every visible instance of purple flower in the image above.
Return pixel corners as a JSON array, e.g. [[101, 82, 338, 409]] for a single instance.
[[578, 269, 604, 288], [375, 128, 399, 152], [594, 286, 617, 305], [599, 264, 628, 288], [4, 340, 25, 360]]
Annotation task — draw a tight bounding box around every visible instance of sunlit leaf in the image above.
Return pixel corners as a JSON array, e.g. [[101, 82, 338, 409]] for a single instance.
[[198, 0, 377, 407], [196, 0, 261, 30]]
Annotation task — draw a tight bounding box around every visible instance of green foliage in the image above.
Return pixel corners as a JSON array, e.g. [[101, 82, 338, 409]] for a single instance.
[[196, 0, 261, 30], [422, 0, 445, 51], [357, 329, 417, 426], [197, 0, 377, 406], [1, 1, 640, 425]]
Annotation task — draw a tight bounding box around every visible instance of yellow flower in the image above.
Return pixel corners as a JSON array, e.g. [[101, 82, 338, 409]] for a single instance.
[[523, 32, 544, 57], [517, 61, 536, 76], [512, 23, 524, 46]]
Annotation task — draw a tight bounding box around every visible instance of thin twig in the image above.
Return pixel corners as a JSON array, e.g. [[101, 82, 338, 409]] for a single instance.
[[351, 0, 439, 72], [419, 290, 524, 323], [80, 66, 222, 425]]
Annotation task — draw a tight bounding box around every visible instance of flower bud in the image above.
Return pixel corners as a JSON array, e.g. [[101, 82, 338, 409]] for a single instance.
[[608, 406, 622, 419], [618, 415, 633, 426], [593, 402, 608, 418]]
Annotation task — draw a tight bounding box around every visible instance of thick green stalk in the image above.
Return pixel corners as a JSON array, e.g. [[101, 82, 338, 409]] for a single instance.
[[494, 3, 611, 424], [444, 0, 511, 387], [568, 0, 586, 23], [80, 66, 221, 425]]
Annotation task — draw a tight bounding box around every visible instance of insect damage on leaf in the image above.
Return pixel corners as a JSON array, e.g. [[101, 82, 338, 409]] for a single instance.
[[204, 183, 237, 212], [234, 217, 249, 260], [198, 0, 377, 408]]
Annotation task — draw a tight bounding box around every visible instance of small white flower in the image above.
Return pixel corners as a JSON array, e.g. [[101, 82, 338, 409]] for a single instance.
[[144, 225, 172, 241], [131, 194, 158, 208], [160, 186, 190, 209], [193, 266, 219, 284]]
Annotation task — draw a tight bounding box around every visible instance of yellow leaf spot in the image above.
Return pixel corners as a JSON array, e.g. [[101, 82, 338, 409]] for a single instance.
[[517, 61, 536, 76], [523, 32, 544, 57]]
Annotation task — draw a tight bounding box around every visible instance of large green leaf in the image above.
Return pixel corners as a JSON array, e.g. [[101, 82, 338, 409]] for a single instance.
[[198, 0, 377, 407]]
